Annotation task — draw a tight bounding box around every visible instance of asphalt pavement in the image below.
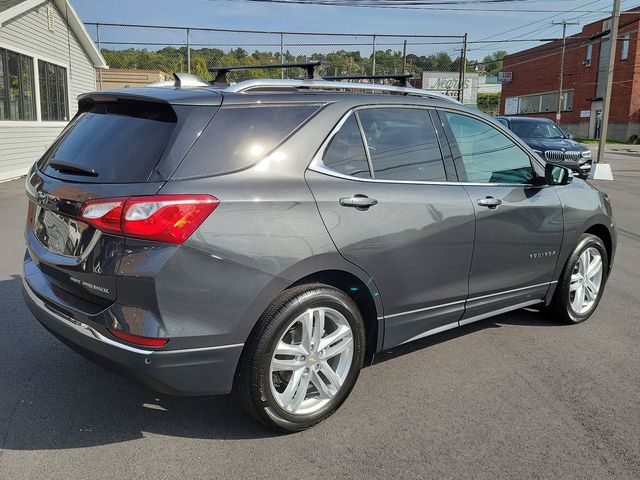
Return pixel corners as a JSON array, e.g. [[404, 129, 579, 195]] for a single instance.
[[0, 152, 638, 479]]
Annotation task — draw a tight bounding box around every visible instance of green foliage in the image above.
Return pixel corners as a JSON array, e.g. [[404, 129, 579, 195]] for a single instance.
[[477, 92, 501, 116], [101, 45, 469, 82], [482, 50, 507, 76]]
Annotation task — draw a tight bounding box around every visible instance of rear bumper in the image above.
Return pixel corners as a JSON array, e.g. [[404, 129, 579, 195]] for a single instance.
[[22, 277, 243, 396]]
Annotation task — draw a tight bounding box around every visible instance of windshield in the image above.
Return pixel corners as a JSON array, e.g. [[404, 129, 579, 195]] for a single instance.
[[510, 121, 566, 140]]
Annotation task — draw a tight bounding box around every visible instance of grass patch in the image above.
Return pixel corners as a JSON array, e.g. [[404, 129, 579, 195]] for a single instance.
[[573, 137, 627, 145]]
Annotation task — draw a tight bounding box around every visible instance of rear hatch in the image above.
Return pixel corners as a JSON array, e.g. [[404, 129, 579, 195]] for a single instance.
[[25, 92, 219, 312]]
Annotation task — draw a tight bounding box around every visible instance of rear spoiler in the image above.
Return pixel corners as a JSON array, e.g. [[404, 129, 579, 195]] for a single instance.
[[77, 87, 222, 108]]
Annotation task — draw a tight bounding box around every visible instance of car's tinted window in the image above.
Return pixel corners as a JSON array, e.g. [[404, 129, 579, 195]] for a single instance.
[[357, 108, 446, 182], [39, 101, 177, 183], [444, 112, 534, 184], [174, 105, 320, 179], [322, 115, 371, 178]]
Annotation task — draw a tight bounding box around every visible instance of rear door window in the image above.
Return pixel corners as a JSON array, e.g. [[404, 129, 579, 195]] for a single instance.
[[173, 104, 321, 179], [322, 115, 371, 178], [357, 108, 447, 182], [39, 101, 177, 183]]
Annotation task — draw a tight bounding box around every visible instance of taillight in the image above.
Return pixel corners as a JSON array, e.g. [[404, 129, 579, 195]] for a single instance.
[[108, 328, 169, 347], [81, 198, 126, 235], [80, 194, 218, 244]]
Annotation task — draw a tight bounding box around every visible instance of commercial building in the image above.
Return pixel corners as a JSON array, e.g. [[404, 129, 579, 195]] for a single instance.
[[499, 8, 640, 141], [97, 68, 170, 90], [0, 0, 106, 182]]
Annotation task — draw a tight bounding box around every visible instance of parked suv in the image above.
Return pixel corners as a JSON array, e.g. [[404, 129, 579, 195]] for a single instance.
[[496, 116, 593, 178], [23, 70, 616, 433]]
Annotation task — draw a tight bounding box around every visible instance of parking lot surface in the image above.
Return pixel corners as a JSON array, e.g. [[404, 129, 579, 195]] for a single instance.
[[0, 152, 638, 480]]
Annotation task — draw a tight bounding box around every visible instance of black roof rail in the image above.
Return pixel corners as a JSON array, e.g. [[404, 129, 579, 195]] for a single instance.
[[323, 73, 417, 88], [209, 61, 323, 85]]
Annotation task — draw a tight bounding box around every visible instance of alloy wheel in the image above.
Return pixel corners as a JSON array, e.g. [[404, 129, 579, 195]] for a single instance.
[[269, 307, 354, 415], [569, 246, 603, 315]]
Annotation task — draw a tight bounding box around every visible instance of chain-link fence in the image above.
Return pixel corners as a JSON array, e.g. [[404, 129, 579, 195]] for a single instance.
[[86, 23, 468, 99]]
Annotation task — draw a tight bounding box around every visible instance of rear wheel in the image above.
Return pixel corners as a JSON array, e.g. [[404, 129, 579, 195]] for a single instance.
[[548, 233, 608, 324], [233, 285, 365, 433]]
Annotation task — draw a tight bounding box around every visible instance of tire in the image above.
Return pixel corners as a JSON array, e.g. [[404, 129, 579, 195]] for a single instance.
[[233, 284, 366, 433], [548, 233, 609, 324]]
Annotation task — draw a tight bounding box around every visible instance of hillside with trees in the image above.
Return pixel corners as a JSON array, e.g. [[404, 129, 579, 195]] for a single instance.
[[101, 46, 467, 82]]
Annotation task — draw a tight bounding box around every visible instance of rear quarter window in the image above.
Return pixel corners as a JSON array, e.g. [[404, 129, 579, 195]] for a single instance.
[[173, 104, 321, 179]]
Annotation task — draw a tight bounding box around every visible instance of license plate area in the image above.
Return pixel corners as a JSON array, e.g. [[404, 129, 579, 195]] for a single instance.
[[33, 205, 97, 258]]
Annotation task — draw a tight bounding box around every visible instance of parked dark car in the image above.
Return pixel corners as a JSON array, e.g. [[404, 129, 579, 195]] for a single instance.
[[22, 70, 615, 433], [496, 116, 592, 178]]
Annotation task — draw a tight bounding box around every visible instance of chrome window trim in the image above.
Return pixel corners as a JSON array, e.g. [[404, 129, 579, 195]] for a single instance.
[[308, 106, 538, 188], [353, 110, 375, 177]]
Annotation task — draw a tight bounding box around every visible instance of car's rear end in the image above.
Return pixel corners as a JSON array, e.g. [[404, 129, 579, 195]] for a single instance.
[[22, 85, 332, 396], [21, 88, 249, 395]]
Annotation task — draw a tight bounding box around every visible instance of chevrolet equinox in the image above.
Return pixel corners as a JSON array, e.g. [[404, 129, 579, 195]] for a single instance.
[[22, 67, 616, 433]]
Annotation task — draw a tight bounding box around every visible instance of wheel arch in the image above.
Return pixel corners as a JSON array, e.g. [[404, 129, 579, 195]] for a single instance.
[[289, 269, 383, 365], [584, 223, 613, 271]]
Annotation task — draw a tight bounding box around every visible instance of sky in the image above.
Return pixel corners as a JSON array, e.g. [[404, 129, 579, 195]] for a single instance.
[[73, 0, 637, 61]]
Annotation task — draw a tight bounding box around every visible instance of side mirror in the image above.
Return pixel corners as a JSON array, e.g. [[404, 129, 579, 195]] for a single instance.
[[569, 134, 576, 140], [545, 163, 573, 186]]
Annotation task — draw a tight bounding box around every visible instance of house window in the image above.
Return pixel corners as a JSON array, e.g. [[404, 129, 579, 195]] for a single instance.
[[38, 60, 68, 121], [585, 44, 592, 67], [621, 34, 630, 60], [0, 48, 36, 121]]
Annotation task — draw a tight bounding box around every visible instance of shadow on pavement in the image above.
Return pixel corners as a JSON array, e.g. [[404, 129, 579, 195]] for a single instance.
[[2, 272, 562, 450], [0, 276, 277, 450], [373, 307, 562, 364]]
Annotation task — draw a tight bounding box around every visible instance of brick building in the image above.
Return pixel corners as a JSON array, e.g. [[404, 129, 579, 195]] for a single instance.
[[499, 8, 640, 141]]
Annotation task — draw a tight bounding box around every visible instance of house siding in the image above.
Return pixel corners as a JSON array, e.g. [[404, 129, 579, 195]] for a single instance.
[[0, 2, 96, 181]]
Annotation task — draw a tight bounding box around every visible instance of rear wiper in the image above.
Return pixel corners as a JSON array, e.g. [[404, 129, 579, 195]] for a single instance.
[[48, 160, 99, 177]]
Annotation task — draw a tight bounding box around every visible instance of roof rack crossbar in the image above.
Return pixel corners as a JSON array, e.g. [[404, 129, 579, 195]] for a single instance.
[[209, 61, 323, 84], [324, 73, 417, 88], [223, 79, 459, 104]]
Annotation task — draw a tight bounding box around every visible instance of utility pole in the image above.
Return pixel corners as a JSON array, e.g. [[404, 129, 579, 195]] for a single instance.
[[552, 20, 580, 123], [402, 39, 408, 73], [371, 34, 377, 81], [597, 0, 621, 164]]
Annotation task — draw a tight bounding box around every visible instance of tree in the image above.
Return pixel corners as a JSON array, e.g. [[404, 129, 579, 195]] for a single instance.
[[101, 45, 468, 80], [482, 50, 507, 76]]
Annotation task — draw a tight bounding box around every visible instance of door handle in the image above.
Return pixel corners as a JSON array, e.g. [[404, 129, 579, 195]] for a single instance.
[[477, 196, 502, 208], [339, 194, 378, 210]]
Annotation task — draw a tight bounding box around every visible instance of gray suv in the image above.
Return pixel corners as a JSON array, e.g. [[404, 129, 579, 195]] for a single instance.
[[22, 66, 616, 433]]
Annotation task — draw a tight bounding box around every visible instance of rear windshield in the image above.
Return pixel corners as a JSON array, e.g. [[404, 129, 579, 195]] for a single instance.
[[39, 101, 177, 183], [172, 104, 321, 179]]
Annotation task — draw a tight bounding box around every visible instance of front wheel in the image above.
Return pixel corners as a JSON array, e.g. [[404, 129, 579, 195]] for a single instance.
[[549, 233, 609, 324], [233, 285, 366, 433]]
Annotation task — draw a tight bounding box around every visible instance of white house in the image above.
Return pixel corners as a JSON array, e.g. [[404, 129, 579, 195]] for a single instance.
[[0, 0, 106, 181]]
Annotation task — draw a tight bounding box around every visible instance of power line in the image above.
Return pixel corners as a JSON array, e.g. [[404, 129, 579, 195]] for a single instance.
[[469, 0, 633, 52], [227, 0, 618, 12], [474, 0, 606, 42], [473, 16, 639, 71]]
